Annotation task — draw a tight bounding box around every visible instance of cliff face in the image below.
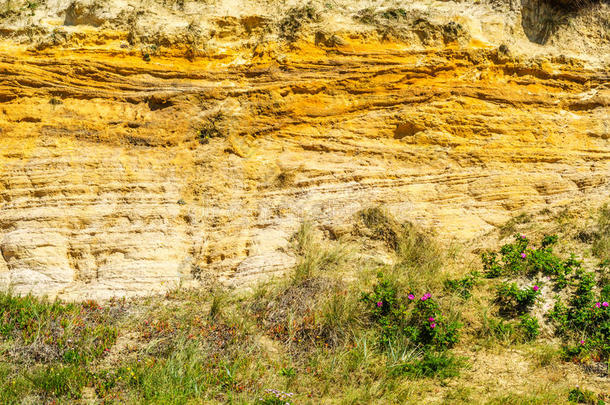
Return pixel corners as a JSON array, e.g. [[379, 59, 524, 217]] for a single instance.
[[0, 0, 608, 299]]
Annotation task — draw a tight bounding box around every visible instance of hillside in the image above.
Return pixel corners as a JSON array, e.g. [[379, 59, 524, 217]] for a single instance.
[[0, 0, 609, 403]]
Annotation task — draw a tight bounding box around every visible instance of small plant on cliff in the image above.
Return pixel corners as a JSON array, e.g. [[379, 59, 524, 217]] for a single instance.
[[279, 4, 321, 42], [197, 112, 224, 144]]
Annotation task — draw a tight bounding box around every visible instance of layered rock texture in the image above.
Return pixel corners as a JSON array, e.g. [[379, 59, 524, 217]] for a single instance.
[[0, 0, 608, 299]]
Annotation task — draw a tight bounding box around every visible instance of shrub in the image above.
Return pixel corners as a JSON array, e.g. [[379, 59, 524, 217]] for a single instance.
[[567, 386, 603, 404], [518, 314, 540, 342], [548, 270, 610, 361], [362, 272, 461, 350], [444, 272, 479, 299], [390, 350, 465, 379], [482, 234, 579, 284], [496, 282, 541, 317]]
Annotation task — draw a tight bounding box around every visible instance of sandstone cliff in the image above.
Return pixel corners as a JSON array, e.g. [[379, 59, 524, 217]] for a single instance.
[[0, 0, 608, 299]]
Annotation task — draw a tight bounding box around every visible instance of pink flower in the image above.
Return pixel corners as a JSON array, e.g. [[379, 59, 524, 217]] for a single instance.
[[595, 302, 601, 308], [579, 340, 585, 345], [521, 253, 527, 259], [421, 296, 427, 301], [430, 323, 436, 329], [520, 235, 526, 239], [376, 301, 383, 307], [428, 317, 435, 322], [533, 285, 539, 292], [408, 294, 415, 300], [603, 302, 609, 307]]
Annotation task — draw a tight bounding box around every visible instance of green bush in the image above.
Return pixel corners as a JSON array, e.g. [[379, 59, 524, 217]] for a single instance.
[[444, 272, 479, 299], [567, 386, 603, 404], [518, 314, 540, 342], [390, 350, 465, 379], [548, 270, 609, 361], [362, 272, 461, 350], [496, 282, 541, 317], [482, 234, 579, 285]]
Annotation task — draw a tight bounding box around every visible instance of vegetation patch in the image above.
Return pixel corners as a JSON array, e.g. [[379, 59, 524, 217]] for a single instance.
[[1, 206, 608, 403]]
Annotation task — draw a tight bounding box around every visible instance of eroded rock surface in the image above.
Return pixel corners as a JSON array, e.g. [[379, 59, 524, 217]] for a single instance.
[[0, 0, 608, 299]]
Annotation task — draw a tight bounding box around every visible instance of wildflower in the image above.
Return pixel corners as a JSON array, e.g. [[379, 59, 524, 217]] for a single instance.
[[408, 294, 415, 300], [579, 340, 585, 345], [603, 302, 609, 307], [521, 253, 527, 259], [428, 317, 435, 322], [376, 301, 383, 307], [430, 323, 436, 329], [421, 296, 427, 301], [595, 302, 601, 308], [533, 285, 539, 292], [520, 234, 526, 239]]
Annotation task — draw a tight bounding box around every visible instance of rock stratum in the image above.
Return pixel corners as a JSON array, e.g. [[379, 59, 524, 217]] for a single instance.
[[0, 0, 608, 299]]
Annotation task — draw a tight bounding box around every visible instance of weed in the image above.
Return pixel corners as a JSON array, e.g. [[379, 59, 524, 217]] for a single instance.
[[209, 289, 227, 320], [360, 207, 442, 275], [529, 344, 561, 367], [31, 364, 89, 399]]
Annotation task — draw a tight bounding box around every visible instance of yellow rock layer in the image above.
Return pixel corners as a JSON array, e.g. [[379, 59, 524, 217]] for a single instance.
[[0, 25, 608, 299]]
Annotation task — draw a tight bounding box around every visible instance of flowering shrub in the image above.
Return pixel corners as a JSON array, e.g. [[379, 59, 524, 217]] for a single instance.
[[482, 234, 579, 285], [548, 270, 610, 361], [496, 282, 541, 316], [362, 273, 461, 350]]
